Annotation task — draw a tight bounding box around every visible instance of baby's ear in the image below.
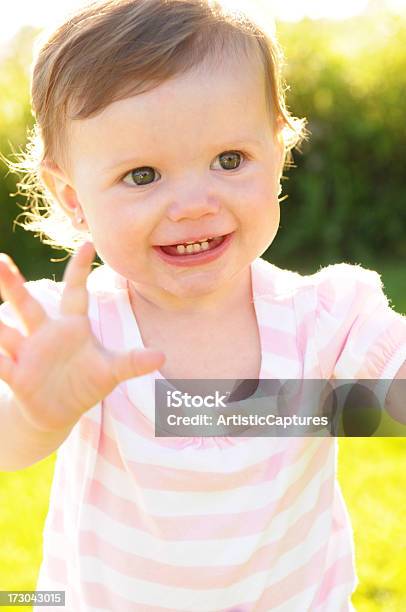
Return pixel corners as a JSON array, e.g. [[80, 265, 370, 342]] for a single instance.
[[39, 160, 84, 223]]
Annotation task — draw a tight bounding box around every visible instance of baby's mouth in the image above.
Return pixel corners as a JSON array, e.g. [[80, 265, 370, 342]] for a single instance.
[[158, 235, 226, 257]]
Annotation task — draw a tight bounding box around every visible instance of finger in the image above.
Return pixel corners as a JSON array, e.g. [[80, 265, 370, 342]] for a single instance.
[[110, 348, 166, 384], [60, 241, 95, 317], [0, 255, 48, 334], [0, 353, 15, 387], [0, 320, 25, 359]]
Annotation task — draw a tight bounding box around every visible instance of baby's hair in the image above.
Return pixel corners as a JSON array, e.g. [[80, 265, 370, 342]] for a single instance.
[[7, 0, 307, 254]]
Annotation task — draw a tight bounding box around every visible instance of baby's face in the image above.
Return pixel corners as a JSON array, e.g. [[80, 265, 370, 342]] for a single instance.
[[67, 52, 283, 305]]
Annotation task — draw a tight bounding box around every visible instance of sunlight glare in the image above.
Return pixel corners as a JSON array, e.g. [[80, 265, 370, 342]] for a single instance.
[[1, 0, 406, 46], [272, 0, 370, 22]]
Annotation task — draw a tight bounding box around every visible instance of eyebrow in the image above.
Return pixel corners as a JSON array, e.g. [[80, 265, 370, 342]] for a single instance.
[[103, 138, 262, 172]]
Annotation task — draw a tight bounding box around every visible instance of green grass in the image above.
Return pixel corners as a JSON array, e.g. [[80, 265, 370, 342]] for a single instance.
[[0, 259, 404, 611], [338, 438, 406, 611], [0, 455, 55, 612]]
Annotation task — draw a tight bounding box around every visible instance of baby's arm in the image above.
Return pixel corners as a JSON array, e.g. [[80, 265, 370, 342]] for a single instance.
[[0, 243, 165, 471], [0, 384, 75, 471], [315, 264, 406, 425]]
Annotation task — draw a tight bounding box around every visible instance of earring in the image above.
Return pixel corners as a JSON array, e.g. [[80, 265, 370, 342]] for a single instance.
[[77, 216, 84, 224]]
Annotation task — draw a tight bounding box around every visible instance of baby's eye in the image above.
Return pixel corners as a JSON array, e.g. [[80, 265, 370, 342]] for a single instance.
[[213, 151, 244, 171], [123, 166, 160, 186]]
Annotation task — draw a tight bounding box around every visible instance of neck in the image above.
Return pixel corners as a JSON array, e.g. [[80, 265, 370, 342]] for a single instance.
[[127, 265, 253, 321]]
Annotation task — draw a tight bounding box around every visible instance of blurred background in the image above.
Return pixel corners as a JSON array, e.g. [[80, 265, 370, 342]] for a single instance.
[[0, 1, 405, 610]]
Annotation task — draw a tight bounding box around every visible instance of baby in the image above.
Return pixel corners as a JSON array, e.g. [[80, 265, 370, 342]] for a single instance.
[[0, 0, 405, 610]]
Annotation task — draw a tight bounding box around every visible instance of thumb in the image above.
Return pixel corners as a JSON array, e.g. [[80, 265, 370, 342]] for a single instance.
[[111, 348, 165, 383]]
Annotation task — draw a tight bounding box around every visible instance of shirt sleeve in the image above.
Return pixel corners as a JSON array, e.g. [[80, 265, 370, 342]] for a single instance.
[[314, 263, 406, 379]]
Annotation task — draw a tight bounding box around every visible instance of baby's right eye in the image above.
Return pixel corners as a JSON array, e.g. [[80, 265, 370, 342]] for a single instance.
[[123, 167, 160, 186]]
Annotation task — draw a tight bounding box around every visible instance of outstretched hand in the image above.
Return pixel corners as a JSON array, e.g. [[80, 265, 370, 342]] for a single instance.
[[0, 242, 165, 432]]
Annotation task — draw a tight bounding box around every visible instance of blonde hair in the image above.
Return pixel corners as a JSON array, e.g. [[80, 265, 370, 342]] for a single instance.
[[8, 0, 307, 254]]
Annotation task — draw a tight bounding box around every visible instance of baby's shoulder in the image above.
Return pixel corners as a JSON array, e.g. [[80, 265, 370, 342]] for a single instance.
[[86, 263, 127, 298], [303, 262, 386, 313], [257, 259, 386, 310], [0, 277, 63, 329], [306, 262, 383, 287]]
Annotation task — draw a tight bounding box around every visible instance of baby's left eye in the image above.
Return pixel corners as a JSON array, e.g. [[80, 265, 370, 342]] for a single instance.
[[213, 151, 244, 171], [123, 166, 159, 186]]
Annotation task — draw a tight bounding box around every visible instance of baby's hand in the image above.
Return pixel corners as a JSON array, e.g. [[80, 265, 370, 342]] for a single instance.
[[0, 243, 165, 433]]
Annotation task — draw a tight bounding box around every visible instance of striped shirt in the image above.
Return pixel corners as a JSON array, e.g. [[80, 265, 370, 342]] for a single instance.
[[1, 257, 405, 611]]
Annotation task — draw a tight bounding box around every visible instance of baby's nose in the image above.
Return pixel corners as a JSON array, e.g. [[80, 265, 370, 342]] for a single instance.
[[166, 195, 220, 222]]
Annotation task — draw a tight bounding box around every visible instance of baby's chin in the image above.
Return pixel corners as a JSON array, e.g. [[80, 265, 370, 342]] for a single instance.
[[151, 269, 242, 311], [161, 272, 229, 301], [124, 271, 227, 312]]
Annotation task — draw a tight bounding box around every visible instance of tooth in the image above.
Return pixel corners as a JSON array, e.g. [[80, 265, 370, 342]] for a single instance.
[[193, 243, 201, 253], [185, 237, 209, 244], [201, 241, 209, 250], [176, 245, 186, 254], [186, 245, 195, 254]]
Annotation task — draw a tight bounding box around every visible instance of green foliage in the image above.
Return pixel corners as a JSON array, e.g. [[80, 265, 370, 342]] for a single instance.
[[268, 13, 406, 267], [0, 27, 68, 282]]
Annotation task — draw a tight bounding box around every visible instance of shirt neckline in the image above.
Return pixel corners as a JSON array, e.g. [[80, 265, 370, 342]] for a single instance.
[[93, 258, 297, 440], [118, 258, 268, 384]]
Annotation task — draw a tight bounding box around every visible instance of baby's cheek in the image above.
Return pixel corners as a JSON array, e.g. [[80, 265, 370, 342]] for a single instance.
[[93, 212, 129, 238], [242, 177, 277, 206], [245, 191, 279, 223], [250, 196, 280, 245]]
